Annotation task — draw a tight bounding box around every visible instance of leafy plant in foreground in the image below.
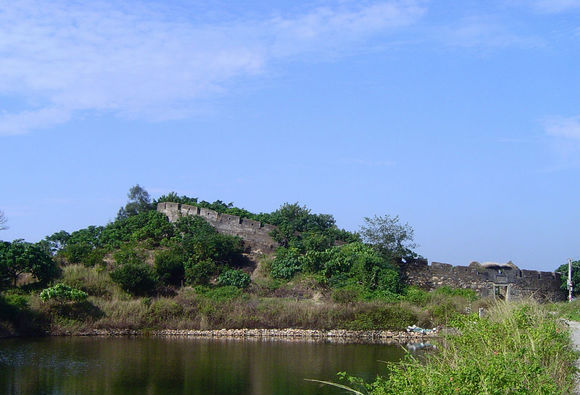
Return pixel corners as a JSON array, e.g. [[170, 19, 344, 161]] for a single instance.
[[40, 284, 88, 303]]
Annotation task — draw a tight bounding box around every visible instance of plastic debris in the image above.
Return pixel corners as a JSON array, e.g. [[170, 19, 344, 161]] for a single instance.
[[406, 325, 437, 334]]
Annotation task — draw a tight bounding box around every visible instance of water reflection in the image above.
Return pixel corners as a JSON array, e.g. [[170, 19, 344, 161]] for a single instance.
[[0, 337, 411, 394]]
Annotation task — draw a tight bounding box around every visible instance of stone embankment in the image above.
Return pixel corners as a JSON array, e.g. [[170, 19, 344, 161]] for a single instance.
[[56, 328, 437, 343]]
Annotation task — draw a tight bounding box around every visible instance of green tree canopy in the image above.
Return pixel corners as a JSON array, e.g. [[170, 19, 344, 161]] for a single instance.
[[359, 214, 417, 261], [556, 260, 580, 296], [117, 184, 153, 220], [0, 240, 59, 288]]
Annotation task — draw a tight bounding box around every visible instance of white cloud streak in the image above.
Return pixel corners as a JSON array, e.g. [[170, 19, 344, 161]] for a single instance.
[[438, 16, 543, 49], [544, 116, 580, 139], [530, 0, 580, 14], [0, 0, 425, 135]]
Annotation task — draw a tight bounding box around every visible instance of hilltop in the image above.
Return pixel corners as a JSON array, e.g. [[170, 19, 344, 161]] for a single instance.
[[0, 185, 564, 336]]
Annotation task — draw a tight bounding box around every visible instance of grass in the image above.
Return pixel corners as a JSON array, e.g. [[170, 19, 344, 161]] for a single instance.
[[327, 300, 577, 395], [37, 287, 480, 334], [5, 265, 485, 335], [548, 298, 580, 321]]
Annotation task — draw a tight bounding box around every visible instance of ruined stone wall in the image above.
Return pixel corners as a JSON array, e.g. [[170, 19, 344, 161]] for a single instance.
[[401, 259, 565, 302], [157, 202, 277, 254], [158, 202, 564, 301]]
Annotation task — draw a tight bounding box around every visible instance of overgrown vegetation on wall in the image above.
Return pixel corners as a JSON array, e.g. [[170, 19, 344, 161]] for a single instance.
[[0, 185, 543, 337]]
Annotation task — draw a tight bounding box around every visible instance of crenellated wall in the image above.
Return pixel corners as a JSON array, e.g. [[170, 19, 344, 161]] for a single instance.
[[157, 202, 278, 254], [158, 202, 564, 301], [401, 259, 565, 302]]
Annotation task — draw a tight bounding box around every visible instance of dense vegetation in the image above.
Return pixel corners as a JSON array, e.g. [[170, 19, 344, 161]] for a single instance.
[[0, 185, 450, 335], [326, 301, 576, 394], [556, 260, 580, 296], [0, 185, 567, 347]]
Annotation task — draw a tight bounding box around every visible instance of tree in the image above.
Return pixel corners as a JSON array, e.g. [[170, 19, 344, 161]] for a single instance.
[[0, 210, 7, 231], [556, 260, 580, 296], [117, 184, 152, 220], [267, 202, 336, 248], [0, 240, 59, 288], [44, 230, 70, 255], [359, 214, 417, 261], [110, 263, 157, 296]]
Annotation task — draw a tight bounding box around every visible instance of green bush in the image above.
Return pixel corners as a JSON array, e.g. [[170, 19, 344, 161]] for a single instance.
[[110, 263, 157, 296], [358, 302, 576, 394], [61, 242, 93, 264], [154, 249, 185, 286], [148, 298, 184, 325], [185, 259, 217, 285], [270, 248, 302, 279], [113, 245, 146, 266], [40, 284, 88, 303], [83, 249, 106, 267], [402, 286, 430, 305], [432, 286, 478, 302], [194, 285, 243, 301], [217, 269, 251, 289], [0, 292, 28, 319]]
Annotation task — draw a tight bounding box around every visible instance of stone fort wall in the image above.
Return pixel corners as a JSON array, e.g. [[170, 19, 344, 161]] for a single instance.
[[401, 259, 565, 302], [157, 202, 278, 254], [158, 202, 564, 301]]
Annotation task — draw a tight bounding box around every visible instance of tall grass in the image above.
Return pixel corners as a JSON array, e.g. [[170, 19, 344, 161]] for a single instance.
[[334, 300, 577, 394]]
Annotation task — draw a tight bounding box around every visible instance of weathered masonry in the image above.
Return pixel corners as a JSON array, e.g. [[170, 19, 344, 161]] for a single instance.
[[401, 259, 565, 302], [158, 202, 565, 301], [157, 202, 278, 254]]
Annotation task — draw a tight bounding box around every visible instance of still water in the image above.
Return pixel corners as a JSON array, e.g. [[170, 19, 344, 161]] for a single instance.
[[0, 337, 411, 394]]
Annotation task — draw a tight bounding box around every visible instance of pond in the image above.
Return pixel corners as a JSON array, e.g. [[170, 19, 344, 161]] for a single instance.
[[0, 337, 424, 394]]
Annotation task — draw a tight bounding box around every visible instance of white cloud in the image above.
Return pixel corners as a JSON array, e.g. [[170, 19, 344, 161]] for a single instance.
[[0, 107, 71, 135], [0, 0, 425, 135], [438, 17, 543, 49], [544, 116, 580, 139], [530, 0, 580, 14]]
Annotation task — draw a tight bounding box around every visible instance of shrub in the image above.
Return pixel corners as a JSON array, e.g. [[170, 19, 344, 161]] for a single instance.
[[40, 284, 88, 303], [194, 285, 243, 301], [217, 269, 251, 289], [185, 259, 217, 285], [432, 285, 478, 302], [0, 291, 28, 318], [113, 245, 146, 266], [83, 249, 106, 267], [402, 286, 430, 305], [61, 242, 93, 264], [110, 263, 157, 296], [148, 298, 184, 325], [270, 248, 302, 280], [154, 249, 185, 286], [359, 302, 576, 394]]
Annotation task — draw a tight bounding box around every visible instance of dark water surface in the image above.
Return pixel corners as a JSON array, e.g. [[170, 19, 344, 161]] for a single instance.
[[0, 337, 409, 394]]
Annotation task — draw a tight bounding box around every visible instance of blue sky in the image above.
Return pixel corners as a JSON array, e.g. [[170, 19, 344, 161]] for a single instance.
[[1, 0, 579, 271]]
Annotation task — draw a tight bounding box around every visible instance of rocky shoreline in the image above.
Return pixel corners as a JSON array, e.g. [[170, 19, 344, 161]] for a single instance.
[[46, 328, 438, 343]]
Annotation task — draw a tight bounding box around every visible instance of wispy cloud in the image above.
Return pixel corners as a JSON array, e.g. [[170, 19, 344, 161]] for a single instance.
[[540, 115, 580, 171], [0, 0, 425, 135], [438, 16, 543, 49], [529, 0, 580, 14], [544, 116, 580, 139]]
